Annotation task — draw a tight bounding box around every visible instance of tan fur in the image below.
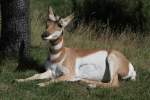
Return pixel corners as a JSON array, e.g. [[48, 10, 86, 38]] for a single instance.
[[47, 21, 62, 35], [73, 48, 102, 57], [51, 48, 66, 63], [62, 48, 77, 76], [70, 49, 129, 78], [109, 50, 129, 77], [48, 48, 129, 87], [16, 48, 130, 88], [79, 74, 119, 88], [16, 7, 135, 88]]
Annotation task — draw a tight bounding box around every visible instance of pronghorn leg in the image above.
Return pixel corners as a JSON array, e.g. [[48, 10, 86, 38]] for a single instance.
[[16, 70, 53, 82], [37, 75, 73, 87], [111, 74, 119, 87], [80, 74, 119, 88], [37, 75, 119, 88], [37, 79, 58, 87]]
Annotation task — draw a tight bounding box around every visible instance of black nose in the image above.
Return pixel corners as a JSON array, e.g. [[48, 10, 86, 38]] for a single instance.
[[41, 31, 49, 39]]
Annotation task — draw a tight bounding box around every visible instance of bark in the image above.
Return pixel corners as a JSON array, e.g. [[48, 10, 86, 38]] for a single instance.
[[0, 0, 30, 58]]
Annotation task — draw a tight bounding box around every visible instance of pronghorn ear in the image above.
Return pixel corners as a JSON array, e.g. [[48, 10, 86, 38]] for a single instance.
[[60, 14, 74, 27], [48, 6, 56, 21]]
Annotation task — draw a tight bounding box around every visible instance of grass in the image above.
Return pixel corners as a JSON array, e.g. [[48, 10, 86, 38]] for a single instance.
[[0, 36, 150, 100], [0, 0, 150, 99], [0, 31, 150, 100]]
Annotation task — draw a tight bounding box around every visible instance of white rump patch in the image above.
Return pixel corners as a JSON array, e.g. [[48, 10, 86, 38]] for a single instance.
[[122, 63, 136, 80], [75, 51, 108, 81]]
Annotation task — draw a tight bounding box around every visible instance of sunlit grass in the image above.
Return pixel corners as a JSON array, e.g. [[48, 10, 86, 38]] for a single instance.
[[1, 21, 150, 99], [0, 0, 150, 99]]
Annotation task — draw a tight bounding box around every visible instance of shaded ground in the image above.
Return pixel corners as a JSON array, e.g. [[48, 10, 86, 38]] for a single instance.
[[0, 37, 150, 100]]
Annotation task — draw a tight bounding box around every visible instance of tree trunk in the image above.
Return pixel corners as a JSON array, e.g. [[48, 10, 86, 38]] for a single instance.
[[0, 0, 30, 58]]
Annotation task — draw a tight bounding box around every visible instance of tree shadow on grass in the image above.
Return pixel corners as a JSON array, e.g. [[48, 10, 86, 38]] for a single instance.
[[15, 41, 46, 73], [0, 45, 46, 73], [16, 56, 46, 73]]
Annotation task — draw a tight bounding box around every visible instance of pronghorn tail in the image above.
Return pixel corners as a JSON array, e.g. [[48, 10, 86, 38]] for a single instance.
[[122, 63, 136, 81]]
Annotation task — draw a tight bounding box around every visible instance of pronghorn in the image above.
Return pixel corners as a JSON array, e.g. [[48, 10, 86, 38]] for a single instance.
[[16, 7, 136, 88]]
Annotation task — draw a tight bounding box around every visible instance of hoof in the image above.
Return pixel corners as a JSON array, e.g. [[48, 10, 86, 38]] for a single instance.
[[15, 79, 25, 82], [37, 83, 46, 87], [88, 84, 96, 88]]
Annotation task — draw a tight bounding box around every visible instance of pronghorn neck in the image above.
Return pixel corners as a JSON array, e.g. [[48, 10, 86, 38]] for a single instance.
[[48, 34, 65, 64]]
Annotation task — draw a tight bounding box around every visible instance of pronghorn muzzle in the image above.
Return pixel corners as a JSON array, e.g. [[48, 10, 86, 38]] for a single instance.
[[41, 31, 50, 40]]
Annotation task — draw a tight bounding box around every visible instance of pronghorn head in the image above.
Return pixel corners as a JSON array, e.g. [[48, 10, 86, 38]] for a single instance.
[[41, 6, 74, 40]]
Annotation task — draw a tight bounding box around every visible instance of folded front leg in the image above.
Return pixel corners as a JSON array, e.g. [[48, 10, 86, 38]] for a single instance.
[[37, 79, 57, 87], [16, 70, 53, 82], [37, 75, 73, 87]]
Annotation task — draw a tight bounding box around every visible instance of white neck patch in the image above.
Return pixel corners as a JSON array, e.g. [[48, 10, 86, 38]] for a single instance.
[[50, 51, 62, 60], [45, 30, 63, 40], [52, 39, 63, 50]]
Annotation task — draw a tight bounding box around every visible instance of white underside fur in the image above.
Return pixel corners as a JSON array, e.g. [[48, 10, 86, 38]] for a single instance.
[[74, 50, 108, 81]]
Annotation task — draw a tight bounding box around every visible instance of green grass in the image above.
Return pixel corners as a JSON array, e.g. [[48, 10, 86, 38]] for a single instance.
[[0, 33, 150, 99], [0, 0, 150, 99]]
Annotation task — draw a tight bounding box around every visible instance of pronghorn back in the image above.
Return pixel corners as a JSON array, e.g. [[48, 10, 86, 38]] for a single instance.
[[41, 6, 136, 83], [16, 6, 136, 88]]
